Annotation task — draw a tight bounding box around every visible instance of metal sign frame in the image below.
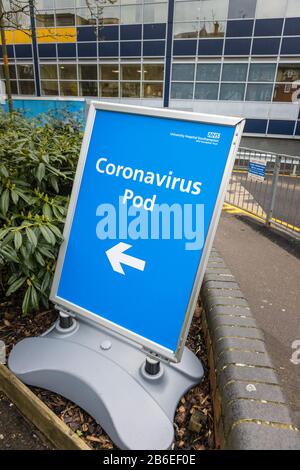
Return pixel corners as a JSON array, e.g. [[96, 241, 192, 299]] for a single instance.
[[50, 101, 245, 363]]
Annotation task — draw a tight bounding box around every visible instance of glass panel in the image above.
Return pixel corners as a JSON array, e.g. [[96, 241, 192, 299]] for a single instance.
[[36, 11, 55, 27], [79, 64, 97, 80], [174, 2, 201, 22], [121, 82, 141, 97], [10, 81, 18, 94], [143, 64, 164, 80], [273, 83, 300, 102], [19, 81, 35, 95], [55, 0, 75, 7], [99, 82, 119, 97], [172, 64, 195, 81], [35, 0, 55, 8], [99, 6, 120, 25], [248, 63, 276, 82], [59, 64, 77, 79], [256, 0, 287, 18], [228, 0, 257, 19], [199, 21, 225, 38], [99, 64, 120, 80], [40, 64, 57, 79], [1, 65, 17, 79], [143, 82, 163, 98], [76, 8, 97, 25], [121, 64, 141, 80], [60, 81, 78, 95], [220, 83, 245, 100], [56, 10, 76, 26], [79, 81, 98, 96], [7, 11, 30, 28], [222, 63, 248, 81], [170, 83, 193, 99], [41, 80, 59, 95], [17, 64, 34, 80], [173, 23, 199, 39], [196, 63, 221, 81], [195, 83, 219, 99], [246, 84, 273, 101], [200, 0, 229, 20], [276, 64, 300, 83], [286, 0, 300, 17], [121, 5, 142, 24], [144, 4, 167, 23]]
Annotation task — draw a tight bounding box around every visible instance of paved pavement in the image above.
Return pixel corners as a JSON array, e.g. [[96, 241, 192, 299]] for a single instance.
[[0, 392, 51, 450], [215, 212, 300, 426]]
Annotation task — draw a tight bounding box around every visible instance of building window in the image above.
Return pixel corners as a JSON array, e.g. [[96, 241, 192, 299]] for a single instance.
[[246, 84, 273, 101], [255, 0, 287, 18], [170, 83, 193, 99], [121, 64, 141, 81], [99, 82, 119, 97], [76, 8, 97, 25], [143, 82, 163, 98], [248, 63, 276, 82], [144, 4, 167, 23], [273, 83, 300, 102], [200, 0, 229, 21], [60, 81, 78, 96], [79, 64, 97, 80], [172, 64, 195, 81], [41, 80, 59, 95], [173, 23, 198, 39], [56, 9, 76, 27], [99, 6, 120, 25], [174, 2, 201, 23], [276, 64, 300, 83], [121, 82, 141, 98], [17, 64, 34, 80], [121, 6, 142, 25], [196, 63, 221, 81], [221, 63, 248, 82], [40, 64, 58, 80], [0, 65, 17, 80], [99, 64, 120, 80], [19, 81, 35, 95], [36, 11, 55, 27], [79, 81, 98, 96], [199, 21, 225, 38], [195, 83, 219, 100], [286, 0, 300, 17], [59, 64, 77, 80], [228, 0, 256, 19], [220, 83, 245, 100], [143, 64, 164, 80]]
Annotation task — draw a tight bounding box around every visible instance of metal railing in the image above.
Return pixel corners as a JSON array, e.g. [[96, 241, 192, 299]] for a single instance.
[[225, 147, 300, 238]]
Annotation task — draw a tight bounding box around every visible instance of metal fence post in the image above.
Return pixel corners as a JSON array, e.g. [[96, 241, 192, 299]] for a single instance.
[[266, 155, 281, 227]]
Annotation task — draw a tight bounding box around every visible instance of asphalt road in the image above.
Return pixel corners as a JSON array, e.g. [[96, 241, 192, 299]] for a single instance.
[[231, 173, 300, 228], [215, 212, 300, 426]]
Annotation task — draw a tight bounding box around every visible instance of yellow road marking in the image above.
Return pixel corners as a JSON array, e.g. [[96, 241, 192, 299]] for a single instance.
[[222, 202, 300, 233]]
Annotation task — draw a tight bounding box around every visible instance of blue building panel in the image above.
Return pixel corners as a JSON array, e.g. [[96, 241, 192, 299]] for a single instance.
[[173, 40, 197, 56], [38, 44, 57, 58], [120, 25, 142, 40], [77, 26, 97, 42], [198, 39, 223, 56], [254, 18, 284, 37], [284, 17, 300, 36], [98, 42, 119, 57], [77, 42, 97, 57], [226, 20, 254, 37], [295, 121, 300, 136], [15, 44, 32, 58], [244, 119, 268, 134], [99, 26, 119, 41], [143, 41, 165, 56], [268, 120, 296, 135], [224, 39, 251, 56], [281, 37, 300, 55], [120, 41, 142, 57], [57, 43, 77, 58], [144, 23, 166, 40], [252, 38, 280, 55]]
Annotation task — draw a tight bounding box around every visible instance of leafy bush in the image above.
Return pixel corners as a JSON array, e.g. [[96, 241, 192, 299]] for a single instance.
[[0, 111, 83, 314]]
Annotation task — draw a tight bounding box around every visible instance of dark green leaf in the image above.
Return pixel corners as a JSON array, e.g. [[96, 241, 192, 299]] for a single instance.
[[25, 227, 38, 247], [14, 231, 22, 250]]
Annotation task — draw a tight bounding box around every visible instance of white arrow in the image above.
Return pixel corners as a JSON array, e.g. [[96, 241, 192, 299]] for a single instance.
[[106, 242, 146, 275]]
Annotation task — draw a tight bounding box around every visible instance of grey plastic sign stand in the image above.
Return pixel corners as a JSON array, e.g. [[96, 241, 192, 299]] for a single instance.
[[9, 315, 204, 450]]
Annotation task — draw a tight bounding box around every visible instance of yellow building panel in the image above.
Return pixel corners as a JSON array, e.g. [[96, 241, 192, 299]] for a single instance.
[[0, 27, 76, 45]]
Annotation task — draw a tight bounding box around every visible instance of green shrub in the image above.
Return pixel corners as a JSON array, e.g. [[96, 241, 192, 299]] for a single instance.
[[0, 111, 83, 314]]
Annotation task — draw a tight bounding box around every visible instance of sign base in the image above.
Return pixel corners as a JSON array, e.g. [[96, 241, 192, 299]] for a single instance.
[[8, 315, 204, 450]]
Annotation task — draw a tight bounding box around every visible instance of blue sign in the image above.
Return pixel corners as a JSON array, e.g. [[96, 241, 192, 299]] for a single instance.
[[51, 103, 244, 361], [248, 159, 266, 182]]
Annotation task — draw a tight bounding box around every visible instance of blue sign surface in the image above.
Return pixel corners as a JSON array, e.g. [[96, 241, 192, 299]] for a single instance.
[[53, 106, 239, 357], [248, 160, 266, 181]]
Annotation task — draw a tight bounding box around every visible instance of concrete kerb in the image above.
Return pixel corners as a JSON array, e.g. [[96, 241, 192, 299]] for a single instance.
[[200, 248, 300, 450]]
